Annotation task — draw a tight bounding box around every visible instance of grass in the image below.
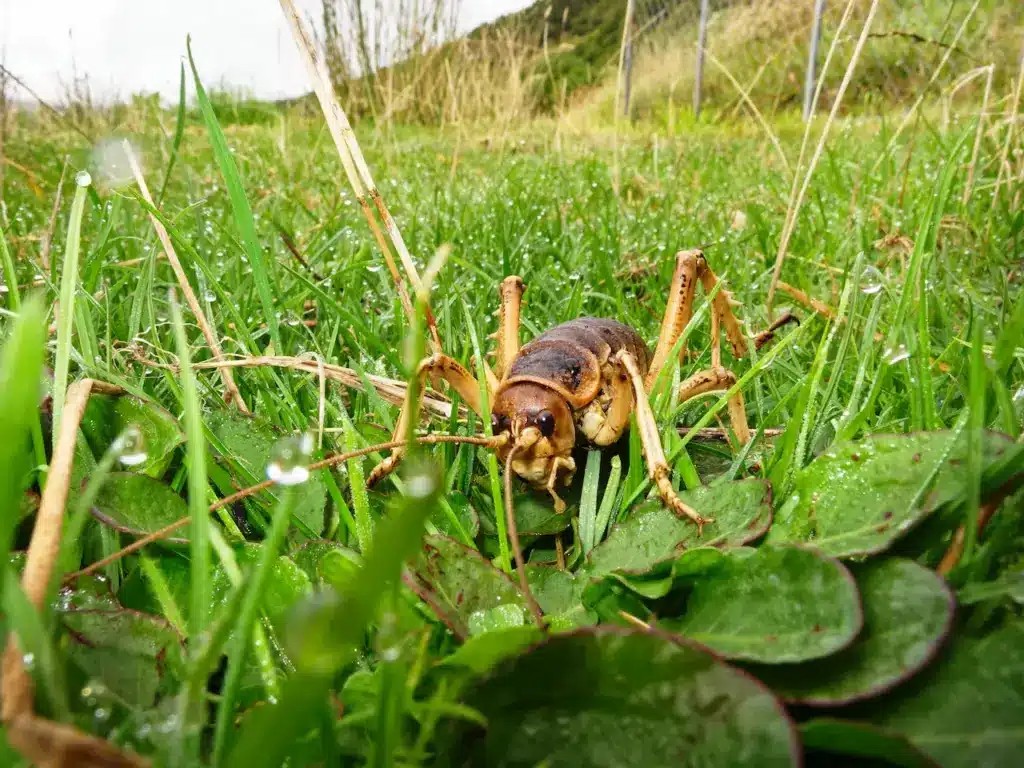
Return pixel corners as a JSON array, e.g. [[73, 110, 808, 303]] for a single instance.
[[0, 30, 1023, 764]]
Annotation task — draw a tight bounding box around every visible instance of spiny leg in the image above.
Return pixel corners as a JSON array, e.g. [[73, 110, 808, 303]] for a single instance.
[[616, 350, 712, 532], [678, 367, 752, 447], [367, 353, 487, 487], [696, 255, 749, 359], [495, 275, 525, 381], [646, 249, 701, 390]]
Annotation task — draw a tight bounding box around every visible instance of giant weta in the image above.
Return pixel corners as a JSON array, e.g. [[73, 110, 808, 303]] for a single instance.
[[368, 249, 794, 531]]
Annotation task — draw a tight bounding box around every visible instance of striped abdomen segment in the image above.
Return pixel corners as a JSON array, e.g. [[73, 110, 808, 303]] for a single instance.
[[504, 317, 650, 407]]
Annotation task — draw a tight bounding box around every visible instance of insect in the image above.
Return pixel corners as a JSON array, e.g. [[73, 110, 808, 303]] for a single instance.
[[368, 248, 794, 530]]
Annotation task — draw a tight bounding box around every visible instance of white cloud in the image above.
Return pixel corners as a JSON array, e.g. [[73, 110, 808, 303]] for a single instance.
[[0, 0, 535, 103]]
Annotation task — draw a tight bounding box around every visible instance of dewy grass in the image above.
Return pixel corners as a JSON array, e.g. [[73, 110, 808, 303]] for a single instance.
[[1, 41, 1022, 762]]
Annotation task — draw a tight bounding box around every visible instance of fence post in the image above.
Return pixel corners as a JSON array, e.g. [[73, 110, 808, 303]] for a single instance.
[[694, 0, 710, 117], [803, 0, 827, 121]]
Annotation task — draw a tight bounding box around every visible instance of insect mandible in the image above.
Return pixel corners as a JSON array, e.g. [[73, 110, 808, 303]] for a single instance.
[[367, 249, 795, 531]]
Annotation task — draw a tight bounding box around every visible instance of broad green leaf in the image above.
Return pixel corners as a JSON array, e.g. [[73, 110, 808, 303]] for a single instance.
[[800, 719, 936, 768], [61, 609, 185, 709], [290, 540, 360, 586], [867, 620, 1024, 767], [432, 490, 480, 540], [80, 393, 185, 477], [90, 472, 189, 543], [671, 546, 861, 663], [439, 628, 799, 767], [415, 536, 529, 636], [769, 431, 1013, 557], [476, 489, 572, 536], [213, 544, 312, 634], [119, 547, 311, 636], [438, 626, 543, 676], [525, 566, 596, 629], [207, 410, 327, 537], [56, 573, 119, 611], [587, 478, 772, 576], [752, 559, 954, 704]]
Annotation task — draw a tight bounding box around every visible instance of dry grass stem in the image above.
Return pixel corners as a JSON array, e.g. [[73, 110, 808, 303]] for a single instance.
[[767, 0, 881, 317], [125, 349, 460, 420], [0, 378, 148, 768], [871, 0, 983, 175], [277, 0, 442, 354], [124, 142, 248, 412], [38, 157, 68, 272]]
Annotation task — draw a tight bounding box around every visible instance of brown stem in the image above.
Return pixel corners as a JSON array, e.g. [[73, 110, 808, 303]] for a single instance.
[[65, 433, 507, 583], [126, 143, 248, 413], [504, 448, 546, 630]]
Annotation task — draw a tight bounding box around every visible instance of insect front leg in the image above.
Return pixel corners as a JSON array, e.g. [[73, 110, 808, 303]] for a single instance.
[[367, 354, 490, 487], [615, 350, 712, 532], [544, 455, 576, 514]]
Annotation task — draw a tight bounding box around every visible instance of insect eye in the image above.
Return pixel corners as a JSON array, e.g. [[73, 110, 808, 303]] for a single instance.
[[491, 414, 508, 433], [535, 410, 555, 437]]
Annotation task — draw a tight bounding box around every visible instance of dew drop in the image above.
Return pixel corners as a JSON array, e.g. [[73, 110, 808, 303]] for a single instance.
[[266, 432, 314, 485], [884, 344, 910, 365], [114, 424, 148, 467], [204, 290, 217, 302], [91, 137, 141, 189], [861, 265, 885, 295], [75, 170, 92, 187]]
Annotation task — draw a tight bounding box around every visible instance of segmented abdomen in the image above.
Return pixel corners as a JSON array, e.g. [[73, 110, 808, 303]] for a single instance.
[[505, 317, 650, 407]]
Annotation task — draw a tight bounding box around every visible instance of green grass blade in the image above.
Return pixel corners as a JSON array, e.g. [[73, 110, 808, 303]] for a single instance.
[[212, 487, 298, 765], [0, 223, 22, 311], [593, 455, 622, 548], [187, 38, 281, 351], [157, 62, 188, 206], [226, 460, 443, 768], [461, 300, 510, 573], [169, 295, 210, 635], [0, 297, 47, 587], [2, 569, 69, 722], [52, 177, 90, 444], [964, 318, 986, 562], [577, 450, 602, 554]]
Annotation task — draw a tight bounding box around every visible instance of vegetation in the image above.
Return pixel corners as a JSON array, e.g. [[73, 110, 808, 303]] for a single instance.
[[0, 0, 1022, 766]]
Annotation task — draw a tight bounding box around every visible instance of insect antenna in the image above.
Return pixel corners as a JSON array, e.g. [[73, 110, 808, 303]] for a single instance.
[[504, 445, 546, 630], [65, 432, 509, 583]]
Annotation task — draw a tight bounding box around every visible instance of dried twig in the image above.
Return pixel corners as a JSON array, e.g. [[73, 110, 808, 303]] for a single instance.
[[776, 280, 835, 318], [124, 348, 461, 420], [38, 158, 69, 273], [124, 142, 248, 412]]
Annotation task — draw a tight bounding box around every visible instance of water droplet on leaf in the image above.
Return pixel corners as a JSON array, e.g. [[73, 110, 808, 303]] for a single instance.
[[266, 432, 314, 485], [861, 265, 885, 295], [75, 170, 92, 187], [114, 424, 148, 467], [885, 344, 910, 365]]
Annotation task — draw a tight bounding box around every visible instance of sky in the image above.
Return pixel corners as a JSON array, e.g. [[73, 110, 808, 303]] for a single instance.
[[0, 0, 535, 104]]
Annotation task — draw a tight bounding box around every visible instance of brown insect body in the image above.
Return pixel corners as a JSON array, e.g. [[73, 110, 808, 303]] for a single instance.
[[368, 249, 796, 529], [492, 318, 649, 493]]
